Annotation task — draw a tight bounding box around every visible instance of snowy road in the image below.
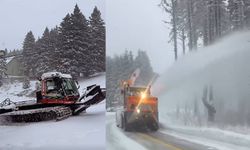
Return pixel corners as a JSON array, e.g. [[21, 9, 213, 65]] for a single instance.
[[107, 112, 250, 150], [126, 131, 218, 150], [106, 113, 219, 150]]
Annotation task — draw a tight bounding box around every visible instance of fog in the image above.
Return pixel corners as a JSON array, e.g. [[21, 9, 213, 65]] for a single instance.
[[0, 0, 105, 50], [153, 32, 250, 125]]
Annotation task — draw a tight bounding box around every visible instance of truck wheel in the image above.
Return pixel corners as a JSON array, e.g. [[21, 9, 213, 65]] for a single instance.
[[151, 123, 159, 131], [121, 116, 124, 129], [123, 117, 130, 131]]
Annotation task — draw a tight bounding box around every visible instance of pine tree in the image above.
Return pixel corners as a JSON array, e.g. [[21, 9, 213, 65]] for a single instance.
[[58, 13, 78, 77], [161, 0, 178, 59], [243, 0, 250, 28], [71, 4, 91, 77], [22, 31, 35, 77], [228, 0, 245, 30], [134, 50, 154, 86], [58, 13, 71, 74], [49, 26, 60, 71], [89, 6, 106, 72], [58, 4, 91, 78], [34, 27, 52, 77]]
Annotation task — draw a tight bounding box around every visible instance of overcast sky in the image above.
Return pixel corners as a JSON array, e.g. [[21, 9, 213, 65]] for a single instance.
[[106, 0, 174, 74], [0, 0, 105, 50]]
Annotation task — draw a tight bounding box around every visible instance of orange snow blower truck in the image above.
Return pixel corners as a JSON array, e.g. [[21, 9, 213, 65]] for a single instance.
[[116, 69, 159, 131]]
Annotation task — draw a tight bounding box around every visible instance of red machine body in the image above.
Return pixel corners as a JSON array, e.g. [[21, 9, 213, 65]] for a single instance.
[[37, 72, 80, 105]]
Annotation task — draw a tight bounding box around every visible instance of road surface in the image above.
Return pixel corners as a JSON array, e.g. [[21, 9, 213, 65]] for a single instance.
[[106, 113, 218, 150]]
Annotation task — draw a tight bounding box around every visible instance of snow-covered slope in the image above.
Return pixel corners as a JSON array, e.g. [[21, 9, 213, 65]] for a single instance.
[[0, 80, 36, 102], [0, 74, 105, 150]]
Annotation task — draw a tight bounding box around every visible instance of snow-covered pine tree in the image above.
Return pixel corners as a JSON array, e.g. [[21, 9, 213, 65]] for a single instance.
[[161, 0, 178, 60], [22, 31, 35, 77], [34, 27, 52, 77], [58, 13, 78, 77], [161, 0, 229, 51], [228, 0, 245, 30], [243, 0, 250, 28], [58, 13, 70, 73], [49, 26, 60, 71], [58, 5, 91, 78], [89, 6, 105, 72], [71, 4, 91, 78], [134, 50, 154, 86]]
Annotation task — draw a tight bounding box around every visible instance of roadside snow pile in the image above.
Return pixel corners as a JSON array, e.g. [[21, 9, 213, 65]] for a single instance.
[[160, 124, 250, 150], [160, 128, 250, 150], [106, 112, 147, 150]]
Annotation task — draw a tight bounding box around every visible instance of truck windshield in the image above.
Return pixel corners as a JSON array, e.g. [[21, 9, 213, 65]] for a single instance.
[[62, 78, 78, 95]]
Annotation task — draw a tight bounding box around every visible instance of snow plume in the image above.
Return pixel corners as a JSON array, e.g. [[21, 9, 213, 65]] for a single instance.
[[154, 31, 250, 126]]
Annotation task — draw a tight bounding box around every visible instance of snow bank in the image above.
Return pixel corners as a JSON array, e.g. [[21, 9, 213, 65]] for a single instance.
[[106, 112, 147, 150], [160, 128, 250, 150]]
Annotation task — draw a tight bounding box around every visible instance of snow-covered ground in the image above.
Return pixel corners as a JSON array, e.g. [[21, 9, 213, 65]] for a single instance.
[[0, 80, 36, 102], [160, 118, 250, 150], [0, 74, 105, 150]]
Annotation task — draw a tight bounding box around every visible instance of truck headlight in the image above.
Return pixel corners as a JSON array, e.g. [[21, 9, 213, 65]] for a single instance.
[[141, 92, 146, 99], [136, 108, 141, 114]]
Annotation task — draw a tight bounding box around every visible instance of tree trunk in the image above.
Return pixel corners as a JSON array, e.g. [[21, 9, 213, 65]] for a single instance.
[[182, 29, 186, 55], [172, 0, 178, 60], [187, 0, 193, 50]]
